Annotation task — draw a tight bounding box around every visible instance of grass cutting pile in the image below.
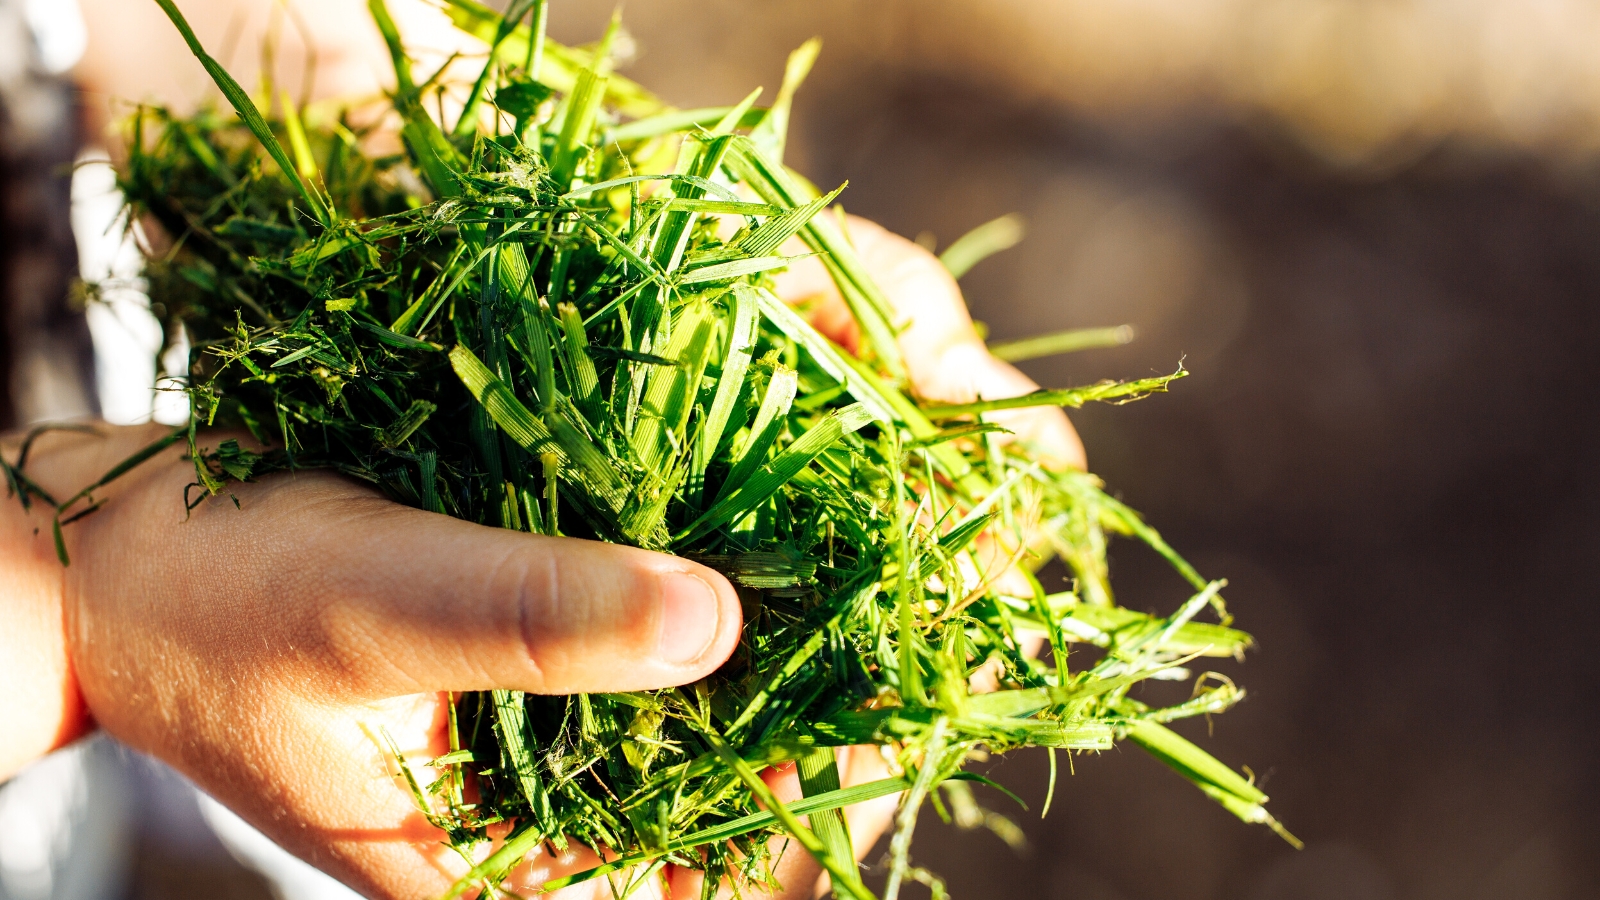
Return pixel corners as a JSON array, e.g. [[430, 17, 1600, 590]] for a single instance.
[[101, 0, 1296, 896]]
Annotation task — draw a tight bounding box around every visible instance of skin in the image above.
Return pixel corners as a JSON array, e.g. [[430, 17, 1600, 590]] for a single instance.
[[0, 215, 1078, 899]]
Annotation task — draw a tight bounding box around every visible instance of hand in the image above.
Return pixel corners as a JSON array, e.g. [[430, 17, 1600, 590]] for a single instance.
[[0, 215, 1079, 900], [0, 425, 744, 898], [667, 216, 1088, 900]]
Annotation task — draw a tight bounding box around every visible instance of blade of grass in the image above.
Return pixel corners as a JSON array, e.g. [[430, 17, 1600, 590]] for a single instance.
[[749, 37, 821, 164], [691, 288, 758, 504], [938, 213, 1024, 279], [537, 775, 913, 893], [988, 325, 1135, 363], [1123, 719, 1301, 847], [707, 732, 877, 900], [150, 0, 331, 226], [921, 368, 1187, 419], [798, 747, 855, 900], [724, 139, 905, 380], [278, 88, 319, 183], [677, 403, 873, 544], [439, 0, 664, 118], [711, 363, 797, 509], [610, 105, 767, 143]]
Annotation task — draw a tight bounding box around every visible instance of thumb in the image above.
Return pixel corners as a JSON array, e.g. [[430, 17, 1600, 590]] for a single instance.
[[287, 490, 745, 699]]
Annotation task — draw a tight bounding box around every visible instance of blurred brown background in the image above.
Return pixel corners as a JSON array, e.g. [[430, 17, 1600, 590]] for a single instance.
[[5, 1, 1599, 898]]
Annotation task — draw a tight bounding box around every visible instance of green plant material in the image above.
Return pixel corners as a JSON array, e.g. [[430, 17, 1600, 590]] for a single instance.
[[921, 367, 1187, 419], [938, 212, 1025, 280], [989, 324, 1136, 363], [798, 747, 855, 900], [81, 2, 1293, 895], [150, 0, 331, 226]]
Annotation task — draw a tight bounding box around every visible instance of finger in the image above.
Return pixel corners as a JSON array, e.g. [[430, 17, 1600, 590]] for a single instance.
[[774, 216, 1084, 469], [185, 691, 627, 900], [228, 474, 745, 699]]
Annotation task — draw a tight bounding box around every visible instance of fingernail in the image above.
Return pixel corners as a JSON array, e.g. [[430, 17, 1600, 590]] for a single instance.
[[657, 572, 720, 665]]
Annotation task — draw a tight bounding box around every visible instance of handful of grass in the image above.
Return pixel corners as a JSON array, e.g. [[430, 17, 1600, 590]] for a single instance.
[[105, 0, 1294, 895]]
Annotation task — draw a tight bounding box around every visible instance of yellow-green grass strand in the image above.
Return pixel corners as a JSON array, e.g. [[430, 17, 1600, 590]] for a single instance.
[[149, 0, 331, 226], [988, 324, 1136, 363], [938, 212, 1025, 280]]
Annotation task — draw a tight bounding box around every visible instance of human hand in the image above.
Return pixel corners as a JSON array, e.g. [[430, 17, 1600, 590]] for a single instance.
[[0, 424, 744, 899], [669, 215, 1088, 900], [0, 215, 1079, 900]]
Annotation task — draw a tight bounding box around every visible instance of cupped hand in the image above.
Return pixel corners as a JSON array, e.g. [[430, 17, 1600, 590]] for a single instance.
[[0, 425, 743, 899]]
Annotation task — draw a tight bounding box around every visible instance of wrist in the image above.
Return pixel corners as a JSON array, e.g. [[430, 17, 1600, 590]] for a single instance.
[[0, 423, 169, 778], [0, 453, 88, 779]]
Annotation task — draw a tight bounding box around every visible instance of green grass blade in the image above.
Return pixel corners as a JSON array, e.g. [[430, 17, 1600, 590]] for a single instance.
[[712, 364, 797, 508], [439, 0, 665, 118], [749, 37, 821, 164], [608, 106, 767, 143], [368, 0, 462, 197], [449, 345, 559, 453], [988, 325, 1135, 362], [692, 288, 759, 504], [678, 255, 796, 284], [723, 140, 906, 380], [1123, 718, 1263, 804], [708, 733, 877, 900], [726, 616, 836, 737], [631, 299, 716, 472], [278, 89, 319, 183], [737, 184, 845, 258], [492, 690, 553, 832], [55, 427, 185, 515], [539, 775, 911, 893], [547, 404, 629, 513], [1123, 719, 1297, 846], [150, 0, 331, 226], [454, 343, 629, 514], [938, 213, 1024, 279], [678, 402, 873, 543], [656, 198, 784, 217], [551, 65, 607, 189], [453, 0, 538, 139], [1038, 593, 1253, 658], [651, 134, 734, 274], [798, 747, 856, 900], [557, 302, 601, 422], [390, 243, 469, 335], [922, 368, 1187, 419], [749, 288, 896, 424], [516, 297, 558, 412], [711, 86, 764, 136]]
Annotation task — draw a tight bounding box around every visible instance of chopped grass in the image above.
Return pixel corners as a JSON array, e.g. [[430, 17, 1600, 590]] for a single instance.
[[77, 0, 1300, 894]]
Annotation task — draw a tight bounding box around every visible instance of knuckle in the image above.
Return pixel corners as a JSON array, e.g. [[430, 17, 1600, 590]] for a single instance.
[[510, 540, 660, 677], [508, 543, 564, 684]]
